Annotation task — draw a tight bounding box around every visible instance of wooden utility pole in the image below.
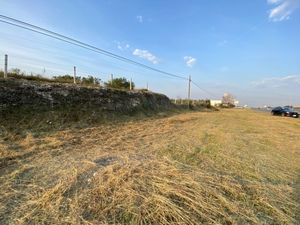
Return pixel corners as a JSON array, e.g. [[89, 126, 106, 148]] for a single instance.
[[188, 75, 191, 108], [4, 54, 8, 79], [73, 66, 77, 84]]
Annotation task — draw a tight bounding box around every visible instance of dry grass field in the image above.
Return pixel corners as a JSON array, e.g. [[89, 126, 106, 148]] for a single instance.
[[0, 109, 300, 224]]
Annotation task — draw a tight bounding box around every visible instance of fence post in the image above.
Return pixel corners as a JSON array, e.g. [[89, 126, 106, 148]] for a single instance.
[[188, 75, 191, 109], [73, 66, 76, 84], [4, 54, 8, 79]]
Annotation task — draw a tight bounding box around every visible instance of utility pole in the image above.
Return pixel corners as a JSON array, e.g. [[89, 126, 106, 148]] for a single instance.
[[4, 54, 8, 79], [130, 78, 132, 90], [73, 66, 76, 84], [188, 75, 191, 109], [146, 82, 149, 91], [110, 74, 113, 82]]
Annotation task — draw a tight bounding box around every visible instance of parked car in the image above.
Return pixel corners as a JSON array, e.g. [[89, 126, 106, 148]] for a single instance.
[[271, 106, 299, 118]]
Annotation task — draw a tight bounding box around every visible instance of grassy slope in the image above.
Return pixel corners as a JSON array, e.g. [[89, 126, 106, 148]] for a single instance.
[[0, 109, 299, 224]]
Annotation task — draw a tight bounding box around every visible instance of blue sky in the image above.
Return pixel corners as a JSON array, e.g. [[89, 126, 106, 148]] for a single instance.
[[0, 0, 300, 106]]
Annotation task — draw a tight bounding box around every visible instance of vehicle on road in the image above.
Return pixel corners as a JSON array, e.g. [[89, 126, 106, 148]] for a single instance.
[[271, 106, 299, 118]]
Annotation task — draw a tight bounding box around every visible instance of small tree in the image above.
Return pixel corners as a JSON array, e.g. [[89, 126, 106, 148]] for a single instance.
[[53, 75, 81, 83], [105, 77, 134, 90], [82, 76, 101, 85], [222, 93, 235, 107]]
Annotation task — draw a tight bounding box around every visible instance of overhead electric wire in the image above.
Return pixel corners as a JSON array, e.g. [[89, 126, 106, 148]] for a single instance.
[[0, 14, 220, 98], [0, 19, 152, 73], [191, 81, 219, 98], [0, 15, 188, 80]]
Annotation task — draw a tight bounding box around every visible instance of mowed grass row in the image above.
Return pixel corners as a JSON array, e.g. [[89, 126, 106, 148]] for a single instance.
[[0, 109, 299, 224]]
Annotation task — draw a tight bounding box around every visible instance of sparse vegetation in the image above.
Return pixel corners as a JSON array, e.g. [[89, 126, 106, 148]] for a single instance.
[[105, 77, 134, 90], [52, 74, 80, 83], [0, 68, 54, 82], [0, 109, 299, 224], [0, 68, 100, 86]]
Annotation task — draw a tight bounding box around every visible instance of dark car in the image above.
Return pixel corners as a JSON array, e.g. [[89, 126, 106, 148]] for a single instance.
[[271, 106, 299, 118]]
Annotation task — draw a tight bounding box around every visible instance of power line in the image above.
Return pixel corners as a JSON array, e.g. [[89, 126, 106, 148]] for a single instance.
[[0, 48, 135, 78], [0, 19, 147, 72], [0, 15, 219, 98], [191, 81, 219, 98], [0, 15, 188, 81]]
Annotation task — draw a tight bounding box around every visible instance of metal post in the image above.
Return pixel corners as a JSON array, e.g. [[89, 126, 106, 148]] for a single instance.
[[73, 66, 76, 84], [4, 54, 8, 79], [188, 75, 191, 108]]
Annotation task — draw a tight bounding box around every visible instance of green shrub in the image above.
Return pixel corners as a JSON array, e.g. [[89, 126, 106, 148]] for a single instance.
[[81, 76, 100, 85], [105, 77, 134, 90], [53, 75, 78, 83], [220, 103, 235, 108]]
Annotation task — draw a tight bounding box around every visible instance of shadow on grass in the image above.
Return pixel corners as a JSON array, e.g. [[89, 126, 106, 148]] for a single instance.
[[0, 105, 213, 139]]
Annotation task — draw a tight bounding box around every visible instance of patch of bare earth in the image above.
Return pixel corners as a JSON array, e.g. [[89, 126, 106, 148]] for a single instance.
[[0, 109, 300, 224]]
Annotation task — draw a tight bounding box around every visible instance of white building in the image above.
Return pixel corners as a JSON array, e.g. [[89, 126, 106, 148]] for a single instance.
[[210, 100, 222, 107], [210, 99, 240, 107]]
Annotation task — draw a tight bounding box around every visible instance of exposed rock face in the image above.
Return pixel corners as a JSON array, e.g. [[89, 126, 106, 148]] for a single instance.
[[0, 79, 172, 113]]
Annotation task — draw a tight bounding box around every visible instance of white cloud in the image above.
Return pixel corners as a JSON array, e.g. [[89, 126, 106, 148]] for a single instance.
[[136, 15, 143, 23], [132, 49, 159, 64], [268, 0, 282, 4], [267, 0, 300, 22], [183, 56, 197, 68], [116, 41, 130, 51], [252, 75, 300, 88]]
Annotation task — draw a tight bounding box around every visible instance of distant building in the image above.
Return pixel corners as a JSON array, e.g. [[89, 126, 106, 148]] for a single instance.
[[210, 99, 222, 107], [210, 94, 239, 107]]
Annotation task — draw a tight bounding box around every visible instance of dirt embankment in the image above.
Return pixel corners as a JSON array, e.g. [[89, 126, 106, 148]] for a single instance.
[[0, 78, 172, 113]]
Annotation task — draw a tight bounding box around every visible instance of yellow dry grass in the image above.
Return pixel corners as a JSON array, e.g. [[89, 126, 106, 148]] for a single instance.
[[0, 109, 300, 224]]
